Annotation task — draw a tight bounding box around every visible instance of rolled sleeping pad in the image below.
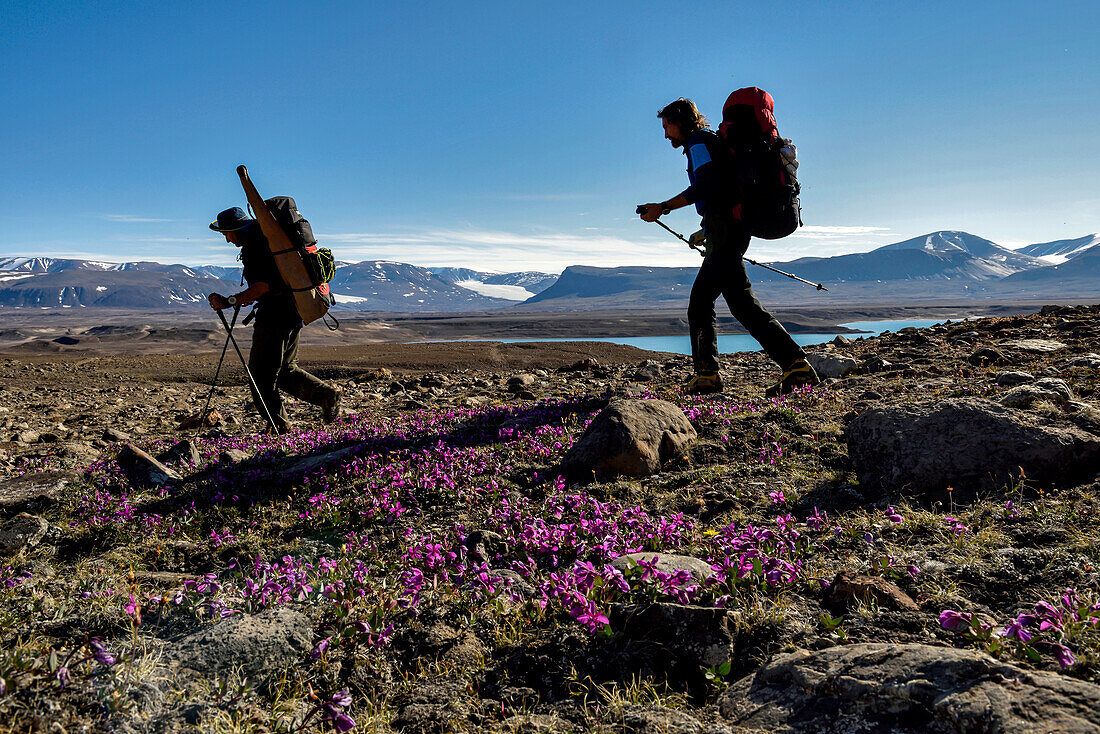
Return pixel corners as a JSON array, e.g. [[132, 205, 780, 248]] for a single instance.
[[236, 165, 331, 325]]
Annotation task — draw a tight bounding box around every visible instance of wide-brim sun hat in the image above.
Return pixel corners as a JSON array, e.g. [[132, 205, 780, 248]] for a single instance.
[[209, 207, 252, 232]]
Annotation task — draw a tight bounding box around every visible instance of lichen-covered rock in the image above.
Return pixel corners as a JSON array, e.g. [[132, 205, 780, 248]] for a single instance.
[[560, 398, 696, 480], [719, 643, 1100, 733], [823, 572, 919, 612], [0, 513, 49, 556], [1001, 378, 1074, 409], [1005, 338, 1068, 354], [994, 370, 1035, 386]]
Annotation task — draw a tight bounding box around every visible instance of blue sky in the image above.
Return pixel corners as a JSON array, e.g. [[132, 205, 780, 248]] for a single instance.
[[1, 0, 1097, 272]]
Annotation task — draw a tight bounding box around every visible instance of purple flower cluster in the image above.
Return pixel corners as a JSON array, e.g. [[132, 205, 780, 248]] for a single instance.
[[2, 566, 32, 588], [944, 516, 969, 535], [940, 589, 1100, 669]]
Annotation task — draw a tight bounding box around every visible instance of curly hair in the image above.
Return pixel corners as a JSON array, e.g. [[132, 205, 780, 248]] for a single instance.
[[657, 98, 709, 133]]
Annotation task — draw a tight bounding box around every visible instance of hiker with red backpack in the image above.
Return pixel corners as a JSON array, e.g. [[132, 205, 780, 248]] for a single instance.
[[208, 206, 341, 432], [639, 91, 819, 396]]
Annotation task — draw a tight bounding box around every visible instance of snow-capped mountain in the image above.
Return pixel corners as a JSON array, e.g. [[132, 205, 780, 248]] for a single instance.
[[1016, 234, 1100, 264], [429, 268, 558, 301], [872, 231, 1044, 274], [327, 261, 518, 311]]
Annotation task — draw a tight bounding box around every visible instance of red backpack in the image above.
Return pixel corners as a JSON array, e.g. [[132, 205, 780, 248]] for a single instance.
[[718, 87, 802, 240]]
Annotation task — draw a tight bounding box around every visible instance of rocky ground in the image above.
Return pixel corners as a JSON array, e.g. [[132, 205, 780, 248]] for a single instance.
[[2, 305, 1100, 733]]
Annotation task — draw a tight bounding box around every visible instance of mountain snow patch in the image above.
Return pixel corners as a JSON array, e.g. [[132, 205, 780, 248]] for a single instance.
[[454, 279, 535, 301]]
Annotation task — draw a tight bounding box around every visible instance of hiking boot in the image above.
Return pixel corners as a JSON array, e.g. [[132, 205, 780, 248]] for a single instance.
[[765, 358, 820, 397], [684, 371, 724, 395], [321, 387, 343, 424], [263, 420, 292, 436]]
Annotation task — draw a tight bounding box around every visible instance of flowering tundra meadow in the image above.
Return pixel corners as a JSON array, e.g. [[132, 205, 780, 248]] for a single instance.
[[2, 307, 1100, 731]]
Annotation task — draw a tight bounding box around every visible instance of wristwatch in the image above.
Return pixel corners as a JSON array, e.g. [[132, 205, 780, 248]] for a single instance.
[[227, 295, 237, 306]]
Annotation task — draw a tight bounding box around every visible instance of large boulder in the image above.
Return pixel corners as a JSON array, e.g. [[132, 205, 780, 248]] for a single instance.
[[845, 398, 1100, 496], [718, 643, 1100, 733], [560, 399, 696, 480]]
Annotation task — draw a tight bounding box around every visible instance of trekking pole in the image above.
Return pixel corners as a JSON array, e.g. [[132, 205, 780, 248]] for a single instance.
[[215, 307, 282, 435], [199, 306, 240, 419], [637, 206, 828, 291], [654, 219, 708, 256], [741, 256, 828, 291]]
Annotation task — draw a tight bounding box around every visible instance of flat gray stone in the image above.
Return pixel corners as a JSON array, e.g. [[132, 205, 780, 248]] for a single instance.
[[0, 472, 69, 515], [994, 371, 1035, 386], [1005, 338, 1068, 353], [1069, 353, 1100, 369], [806, 353, 859, 379], [168, 606, 312, 681], [611, 553, 714, 583]]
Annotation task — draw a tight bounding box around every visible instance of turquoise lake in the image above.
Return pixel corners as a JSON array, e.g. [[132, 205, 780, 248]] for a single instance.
[[416, 319, 955, 356]]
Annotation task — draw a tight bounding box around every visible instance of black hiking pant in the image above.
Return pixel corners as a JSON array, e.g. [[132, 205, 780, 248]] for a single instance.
[[248, 308, 336, 431], [688, 214, 806, 374]]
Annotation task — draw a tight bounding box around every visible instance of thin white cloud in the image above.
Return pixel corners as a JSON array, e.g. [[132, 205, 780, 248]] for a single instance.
[[319, 227, 687, 271], [470, 193, 593, 202], [3, 222, 903, 273], [787, 225, 894, 239], [318, 223, 898, 270], [101, 214, 174, 223]]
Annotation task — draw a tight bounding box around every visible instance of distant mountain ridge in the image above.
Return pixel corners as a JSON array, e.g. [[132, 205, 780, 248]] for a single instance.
[[0, 256, 558, 312], [520, 230, 1100, 309], [2, 230, 1097, 311]]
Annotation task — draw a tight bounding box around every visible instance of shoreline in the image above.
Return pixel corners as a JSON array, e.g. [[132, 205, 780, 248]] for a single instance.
[[0, 300, 1083, 357]]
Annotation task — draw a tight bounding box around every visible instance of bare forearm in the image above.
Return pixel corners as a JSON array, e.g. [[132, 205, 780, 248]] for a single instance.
[[235, 282, 270, 307], [661, 194, 691, 212]]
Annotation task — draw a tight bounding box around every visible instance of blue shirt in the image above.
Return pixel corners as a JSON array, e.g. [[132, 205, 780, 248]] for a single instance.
[[679, 129, 726, 216]]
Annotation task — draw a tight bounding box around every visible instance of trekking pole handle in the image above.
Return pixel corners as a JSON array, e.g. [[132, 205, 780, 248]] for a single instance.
[[636, 204, 672, 216]]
